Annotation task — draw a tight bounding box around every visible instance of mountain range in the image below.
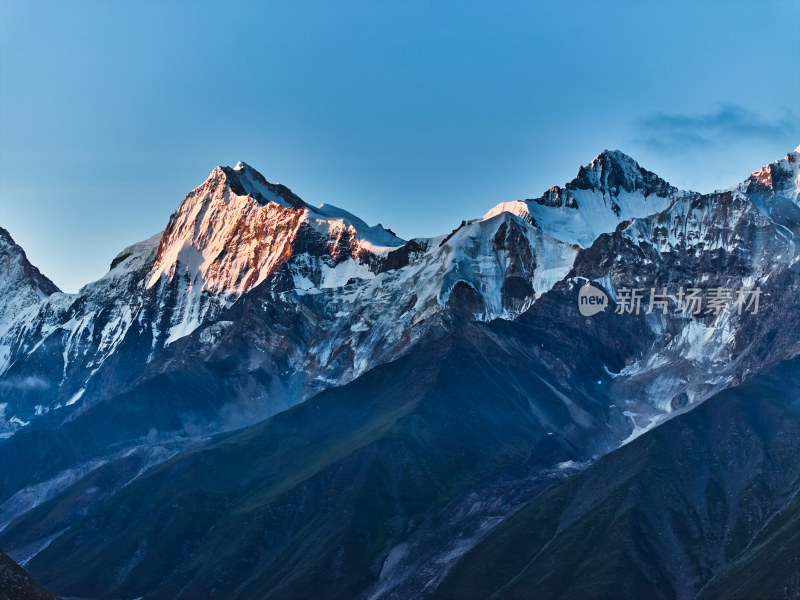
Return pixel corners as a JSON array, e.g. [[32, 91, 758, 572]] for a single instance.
[[1, 145, 799, 599]]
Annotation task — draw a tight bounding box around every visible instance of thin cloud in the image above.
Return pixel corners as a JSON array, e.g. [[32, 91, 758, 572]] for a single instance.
[[636, 104, 796, 153], [0, 376, 50, 391]]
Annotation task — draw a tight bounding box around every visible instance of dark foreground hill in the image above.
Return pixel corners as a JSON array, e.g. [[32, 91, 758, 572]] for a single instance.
[[0, 548, 57, 600]]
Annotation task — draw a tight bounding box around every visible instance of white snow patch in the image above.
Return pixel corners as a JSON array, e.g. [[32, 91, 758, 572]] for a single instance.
[[484, 189, 674, 249], [620, 411, 670, 446], [320, 259, 373, 289], [378, 543, 409, 580], [602, 365, 620, 378], [65, 388, 85, 406]]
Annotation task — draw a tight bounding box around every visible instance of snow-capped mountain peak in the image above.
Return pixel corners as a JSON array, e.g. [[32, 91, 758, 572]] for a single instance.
[[736, 147, 800, 203], [149, 163, 403, 291], [0, 228, 59, 300], [212, 162, 306, 209], [0, 228, 60, 372], [145, 162, 405, 345], [482, 150, 684, 248], [574, 149, 649, 192]]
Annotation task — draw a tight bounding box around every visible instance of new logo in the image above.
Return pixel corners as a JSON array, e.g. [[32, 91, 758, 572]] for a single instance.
[[578, 283, 608, 316]]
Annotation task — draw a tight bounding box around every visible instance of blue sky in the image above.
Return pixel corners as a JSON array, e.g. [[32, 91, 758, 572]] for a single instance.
[[1, 0, 798, 292]]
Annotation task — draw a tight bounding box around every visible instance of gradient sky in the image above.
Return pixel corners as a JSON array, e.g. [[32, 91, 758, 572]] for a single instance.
[[1, 0, 798, 292]]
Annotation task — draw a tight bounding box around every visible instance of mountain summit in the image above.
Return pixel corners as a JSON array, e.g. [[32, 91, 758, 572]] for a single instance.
[[147, 162, 404, 344], [572, 149, 677, 195], [736, 145, 800, 201], [0, 227, 60, 371], [483, 150, 684, 247]]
